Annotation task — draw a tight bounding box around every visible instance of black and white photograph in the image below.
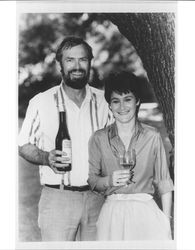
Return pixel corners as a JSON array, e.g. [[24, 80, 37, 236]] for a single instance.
[[16, 1, 177, 249]]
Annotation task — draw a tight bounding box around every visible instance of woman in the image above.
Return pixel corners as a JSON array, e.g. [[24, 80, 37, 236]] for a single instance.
[[88, 71, 174, 241]]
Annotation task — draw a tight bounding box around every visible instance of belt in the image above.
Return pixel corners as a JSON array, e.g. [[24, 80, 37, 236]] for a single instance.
[[45, 184, 90, 192]]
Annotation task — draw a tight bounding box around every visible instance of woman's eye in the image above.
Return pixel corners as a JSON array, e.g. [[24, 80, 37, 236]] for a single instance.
[[111, 100, 119, 104], [125, 98, 132, 102]]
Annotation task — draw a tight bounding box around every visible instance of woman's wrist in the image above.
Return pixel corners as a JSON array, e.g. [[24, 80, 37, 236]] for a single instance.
[[108, 174, 113, 187]]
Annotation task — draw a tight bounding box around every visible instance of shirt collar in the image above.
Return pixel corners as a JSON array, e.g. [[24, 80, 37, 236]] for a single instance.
[[59, 82, 94, 103], [108, 121, 144, 140], [108, 122, 118, 139]]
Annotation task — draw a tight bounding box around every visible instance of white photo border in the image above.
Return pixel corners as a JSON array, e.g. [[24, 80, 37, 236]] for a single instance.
[[16, 1, 176, 250]]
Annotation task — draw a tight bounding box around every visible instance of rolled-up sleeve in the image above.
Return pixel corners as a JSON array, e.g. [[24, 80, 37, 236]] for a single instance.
[[19, 96, 41, 147], [87, 132, 110, 193], [153, 133, 174, 195]]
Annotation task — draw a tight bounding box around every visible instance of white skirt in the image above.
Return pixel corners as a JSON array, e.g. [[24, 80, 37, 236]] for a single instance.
[[96, 193, 172, 241]]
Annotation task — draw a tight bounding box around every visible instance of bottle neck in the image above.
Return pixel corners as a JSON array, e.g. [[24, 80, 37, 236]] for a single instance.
[[58, 111, 70, 138], [59, 111, 66, 127]]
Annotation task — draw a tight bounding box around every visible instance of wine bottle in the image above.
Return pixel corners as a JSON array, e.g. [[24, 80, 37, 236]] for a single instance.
[[55, 111, 71, 172]]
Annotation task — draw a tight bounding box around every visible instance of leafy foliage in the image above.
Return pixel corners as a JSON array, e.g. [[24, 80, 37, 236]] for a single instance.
[[18, 13, 155, 117]]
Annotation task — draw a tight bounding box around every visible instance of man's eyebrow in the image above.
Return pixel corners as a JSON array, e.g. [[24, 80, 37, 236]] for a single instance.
[[64, 56, 88, 59], [79, 56, 89, 59]]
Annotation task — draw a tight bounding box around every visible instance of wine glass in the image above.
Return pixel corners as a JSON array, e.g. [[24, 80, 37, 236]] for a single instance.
[[119, 149, 136, 185]]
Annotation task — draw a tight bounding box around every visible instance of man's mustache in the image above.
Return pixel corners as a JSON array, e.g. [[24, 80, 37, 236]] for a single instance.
[[69, 69, 85, 74]]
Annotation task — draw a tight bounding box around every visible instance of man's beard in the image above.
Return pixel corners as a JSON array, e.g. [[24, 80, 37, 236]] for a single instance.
[[61, 69, 89, 89]]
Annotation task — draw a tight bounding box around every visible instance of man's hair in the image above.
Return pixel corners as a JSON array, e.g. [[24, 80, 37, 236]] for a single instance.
[[104, 71, 142, 105], [56, 36, 93, 63]]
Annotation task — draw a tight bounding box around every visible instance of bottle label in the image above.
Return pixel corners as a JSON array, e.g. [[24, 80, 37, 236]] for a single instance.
[[62, 139, 71, 163]]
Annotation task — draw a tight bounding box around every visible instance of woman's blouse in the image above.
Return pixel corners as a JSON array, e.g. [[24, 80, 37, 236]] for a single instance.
[[88, 122, 174, 197]]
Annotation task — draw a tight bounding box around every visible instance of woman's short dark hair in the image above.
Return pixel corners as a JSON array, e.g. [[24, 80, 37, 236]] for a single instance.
[[104, 71, 142, 104], [56, 36, 94, 63]]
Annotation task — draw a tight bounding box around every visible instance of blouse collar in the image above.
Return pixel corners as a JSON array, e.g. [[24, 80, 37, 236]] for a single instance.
[[108, 121, 144, 140]]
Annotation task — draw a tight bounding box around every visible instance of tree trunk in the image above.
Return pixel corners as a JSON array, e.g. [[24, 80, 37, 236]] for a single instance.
[[104, 13, 175, 148]]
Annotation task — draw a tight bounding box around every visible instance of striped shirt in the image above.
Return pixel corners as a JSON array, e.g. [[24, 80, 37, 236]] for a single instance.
[[19, 83, 113, 186]]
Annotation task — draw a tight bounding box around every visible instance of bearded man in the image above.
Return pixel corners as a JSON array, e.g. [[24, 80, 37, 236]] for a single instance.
[[19, 36, 113, 241]]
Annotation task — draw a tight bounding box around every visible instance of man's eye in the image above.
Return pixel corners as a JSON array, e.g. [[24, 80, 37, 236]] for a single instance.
[[65, 58, 73, 62], [80, 58, 88, 62]]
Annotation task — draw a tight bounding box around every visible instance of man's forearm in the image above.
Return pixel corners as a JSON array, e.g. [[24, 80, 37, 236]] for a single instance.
[[19, 143, 49, 166]]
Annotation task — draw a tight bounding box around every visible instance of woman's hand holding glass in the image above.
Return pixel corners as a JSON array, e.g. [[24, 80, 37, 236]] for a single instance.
[[119, 149, 136, 185], [112, 169, 130, 186]]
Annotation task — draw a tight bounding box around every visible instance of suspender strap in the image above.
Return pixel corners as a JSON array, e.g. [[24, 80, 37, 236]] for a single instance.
[[59, 85, 66, 111], [90, 99, 94, 133], [93, 93, 99, 130]]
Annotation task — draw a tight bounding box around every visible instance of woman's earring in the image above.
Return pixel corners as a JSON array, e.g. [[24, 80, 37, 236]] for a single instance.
[[109, 105, 112, 110]]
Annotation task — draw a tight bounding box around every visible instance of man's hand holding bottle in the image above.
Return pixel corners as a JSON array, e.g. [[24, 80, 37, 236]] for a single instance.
[[48, 149, 70, 174]]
